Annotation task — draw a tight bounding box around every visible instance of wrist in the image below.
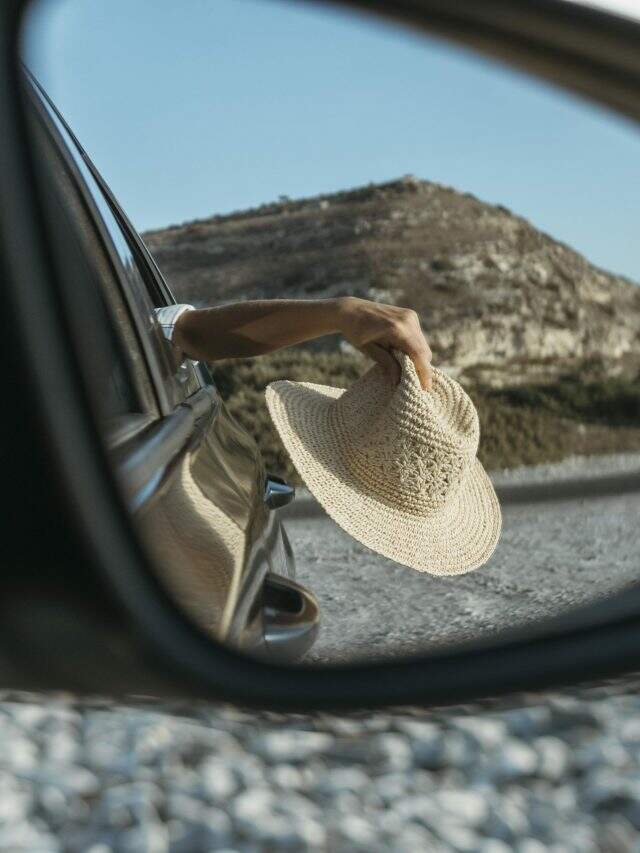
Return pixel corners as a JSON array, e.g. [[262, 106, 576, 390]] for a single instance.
[[332, 295, 358, 333], [172, 306, 197, 358]]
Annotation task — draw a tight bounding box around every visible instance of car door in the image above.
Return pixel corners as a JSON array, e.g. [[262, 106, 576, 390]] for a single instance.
[[25, 79, 284, 651]]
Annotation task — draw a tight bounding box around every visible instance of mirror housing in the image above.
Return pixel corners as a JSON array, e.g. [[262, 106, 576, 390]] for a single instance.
[[3, 0, 640, 710]]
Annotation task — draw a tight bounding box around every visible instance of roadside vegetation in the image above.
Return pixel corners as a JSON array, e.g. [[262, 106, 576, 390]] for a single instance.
[[209, 348, 640, 485]]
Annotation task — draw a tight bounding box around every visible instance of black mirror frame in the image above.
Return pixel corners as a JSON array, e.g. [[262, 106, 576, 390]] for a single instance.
[[3, 0, 640, 711]]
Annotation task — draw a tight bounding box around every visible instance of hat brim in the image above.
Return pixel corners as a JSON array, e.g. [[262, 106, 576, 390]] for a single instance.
[[266, 379, 501, 575]]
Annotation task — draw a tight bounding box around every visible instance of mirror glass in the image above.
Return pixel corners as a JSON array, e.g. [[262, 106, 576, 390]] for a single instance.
[[21, 0, 640, 665]]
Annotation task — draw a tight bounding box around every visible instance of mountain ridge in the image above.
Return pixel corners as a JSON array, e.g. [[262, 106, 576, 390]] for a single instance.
[[143, 175, 640, 387]]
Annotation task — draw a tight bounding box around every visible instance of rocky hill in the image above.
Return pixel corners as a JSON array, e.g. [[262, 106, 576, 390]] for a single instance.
[[143, 176, 640, 387]]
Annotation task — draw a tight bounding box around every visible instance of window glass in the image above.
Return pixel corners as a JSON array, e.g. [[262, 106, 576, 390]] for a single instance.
[[29, 79, 200, 408], [28, 99, 160, 431]]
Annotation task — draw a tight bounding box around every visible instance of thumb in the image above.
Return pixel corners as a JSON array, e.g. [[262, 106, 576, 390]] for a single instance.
[[360, 342, 401, 386]]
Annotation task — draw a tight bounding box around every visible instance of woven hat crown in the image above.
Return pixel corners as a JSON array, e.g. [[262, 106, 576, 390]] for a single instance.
[[330, 350, 480, 517]]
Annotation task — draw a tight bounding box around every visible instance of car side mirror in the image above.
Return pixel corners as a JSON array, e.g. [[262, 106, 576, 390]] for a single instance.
[[6, 0, 640, 710], [265, 475, 296, 510]]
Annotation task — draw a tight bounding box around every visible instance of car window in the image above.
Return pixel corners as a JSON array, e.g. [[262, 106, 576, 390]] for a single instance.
[[85, 178, 203, 402], [27, 98, 162, 444], [27, 78, 200, 410], [94, 204, 202, 402]]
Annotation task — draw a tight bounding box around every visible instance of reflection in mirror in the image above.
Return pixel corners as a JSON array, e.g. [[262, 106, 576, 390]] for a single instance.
[[22, 0, 640, 665]]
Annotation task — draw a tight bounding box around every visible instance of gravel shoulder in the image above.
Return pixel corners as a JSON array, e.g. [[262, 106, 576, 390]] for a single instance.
[[3, 688, 640, 852], [282, 453, 640, 665], [490, 451, 640, 486]]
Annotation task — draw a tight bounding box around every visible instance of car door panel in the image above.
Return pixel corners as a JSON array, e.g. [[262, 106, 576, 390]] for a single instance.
[[116, 385, 277, 645], [26, 74, 318, 661]]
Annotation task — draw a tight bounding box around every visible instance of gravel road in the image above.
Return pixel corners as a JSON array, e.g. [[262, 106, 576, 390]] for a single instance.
[[3, 686, 640, 852], [284, 453, 640, 664]]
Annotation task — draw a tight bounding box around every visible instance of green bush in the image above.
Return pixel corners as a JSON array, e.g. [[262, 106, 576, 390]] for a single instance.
[[209, 349, 363, 482], [209, 349, 640, 484], [496, 378, 640, 426]]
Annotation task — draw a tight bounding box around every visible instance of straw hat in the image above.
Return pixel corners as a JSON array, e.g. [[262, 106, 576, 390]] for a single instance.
[[265, 349, 501, 574]]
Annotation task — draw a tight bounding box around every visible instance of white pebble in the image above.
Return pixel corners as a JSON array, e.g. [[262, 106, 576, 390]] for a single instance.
[[333, 814, 378, 846], [534, 736, 570, 780], [453, 717, 507, 750], [485, 796, 529, 840], [494, 740, 538, 779], [253, 730, 334, 763], [435, 822, 480, 851], [315, 766, 370, 793], [269, 763, 304, 790], [0, 787, 32, 823], [395, 823, 439, 851], [480, 840, 513, 853], [119, 822, 168, 853], [374, 733, 413, 770], [3, 735, 38, 770], [516, 840, 548, 853], [166, 808, 231, 851], [433, 789, 489, 827], [199, 758, 238, 801], [375, 772, 410, 801], [0, 821, 58, 851]]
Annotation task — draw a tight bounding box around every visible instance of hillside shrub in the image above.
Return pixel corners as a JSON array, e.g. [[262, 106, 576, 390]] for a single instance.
[[209, 348, 640, 484]]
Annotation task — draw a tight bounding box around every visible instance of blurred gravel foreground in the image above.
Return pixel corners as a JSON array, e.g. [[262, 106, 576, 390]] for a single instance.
[[2, 688, 640, 851]]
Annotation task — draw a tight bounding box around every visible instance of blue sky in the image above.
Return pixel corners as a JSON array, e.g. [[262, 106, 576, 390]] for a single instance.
[[23, 0, 639, 280]]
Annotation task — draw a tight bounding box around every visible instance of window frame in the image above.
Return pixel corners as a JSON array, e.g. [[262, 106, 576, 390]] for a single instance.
[[25, 89, 165, 440], [26, 73, 199, 415], [92, 181, 203, 403]]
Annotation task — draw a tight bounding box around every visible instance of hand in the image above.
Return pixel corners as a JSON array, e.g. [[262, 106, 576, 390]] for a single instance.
[[336, 296, 433, 390]]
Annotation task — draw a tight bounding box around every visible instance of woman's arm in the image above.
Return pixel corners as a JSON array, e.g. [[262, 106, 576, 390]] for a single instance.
[[174, 296, 433, 390]]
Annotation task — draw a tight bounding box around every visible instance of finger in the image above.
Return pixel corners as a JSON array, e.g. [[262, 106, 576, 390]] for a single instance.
[[414, 353, 433, 392], [400, 339, 433, 391], [381, 318, 433, 392], [361, 342, 401, 386]]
